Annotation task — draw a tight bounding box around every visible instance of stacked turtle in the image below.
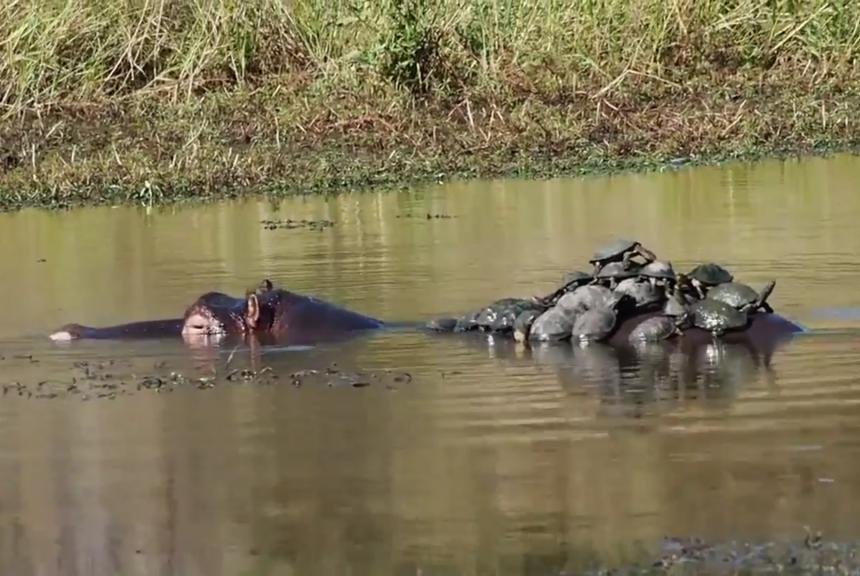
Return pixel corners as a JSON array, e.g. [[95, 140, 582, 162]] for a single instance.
[[427, 238, 777, 345]]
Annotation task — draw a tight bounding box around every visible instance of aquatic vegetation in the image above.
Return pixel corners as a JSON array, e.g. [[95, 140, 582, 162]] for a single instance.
[[2, 0, 860, 210]]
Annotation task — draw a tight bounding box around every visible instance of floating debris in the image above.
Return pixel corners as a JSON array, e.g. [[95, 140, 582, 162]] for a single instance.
[[396, 213, 455, 220], [573, 528, 860, 575], [260, 218, 334, 231], [1, 356, 414, 402]]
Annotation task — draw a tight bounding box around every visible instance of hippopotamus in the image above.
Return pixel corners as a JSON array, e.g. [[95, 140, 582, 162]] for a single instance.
[[50, 280, 385, 346]]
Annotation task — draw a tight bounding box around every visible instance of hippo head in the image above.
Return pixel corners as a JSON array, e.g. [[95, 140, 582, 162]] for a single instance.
[[181, 284, 278, 338], [181, 292, 251, 337]]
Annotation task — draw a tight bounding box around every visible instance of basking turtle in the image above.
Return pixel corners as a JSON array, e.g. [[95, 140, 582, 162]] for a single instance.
[[571, 306, 617, 344], [613, 277, 663, 309], [707, 281, 775, 313], [489, 300, 546, 333], [475, 298, 527, 331], [454, 309, 482, 332], [513, 309, 543, 342], [589, 238, 657, 273], [556, 285, 614, 315], [539, 270, 593, 306], [639, 260, 676, 287], [426, 317, 458, 332], [528, 307, 577, 342], [683, 263, 734, 298], [689, 299, 749, 337], [628, 315, 680, 343], [663, 286, 692, 327], [594, 261, 641, 289]]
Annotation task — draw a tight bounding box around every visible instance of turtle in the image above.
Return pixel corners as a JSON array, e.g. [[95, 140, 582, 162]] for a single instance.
[[528, 307, 577, 342], [489, 299, 546, 333], [571, 306, 617, 344], [425, 317, 458, 332], [475, 298, 527, 330], [589, 238, 657, 273], [538, 270, 594, 306], [638, 260, 676, 287], [689, 299, 749, 337], [513, 309, 543, 342], [556, 284, 614, 315], [453, 309, 482, 332], [594, 261, 641, 289], [683, 263, 734, 298], [613, 277, 663, 309], [706, 280, 775, 313], [663, 285, 692, 327], [628, 315, 681, 343]]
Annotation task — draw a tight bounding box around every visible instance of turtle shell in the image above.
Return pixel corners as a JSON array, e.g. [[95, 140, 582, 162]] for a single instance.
[[628, 316, 677, 343], [589, 238, 639, 264], [687, 263, 734, 286], [690, 299, 748, 333], [595, 261, 641, 280], [489, 300, 544, 333], [639, 260, 676, 280], [571, 307, 617, 343], [513, 309, 542, 342], [454, 310, 482, 332], [557, 285, 613, 315], [663, 290, 689, 317], [426, 317, 458, 332], [540, 270, 595, 306], [475, 298, 526, 329], [706, 282, 759, 309], [528, 308, 575, 342], [614, 278, 662, 308]]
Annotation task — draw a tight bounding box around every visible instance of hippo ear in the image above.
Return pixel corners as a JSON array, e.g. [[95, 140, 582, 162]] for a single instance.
[[245, 293, 261, 329]]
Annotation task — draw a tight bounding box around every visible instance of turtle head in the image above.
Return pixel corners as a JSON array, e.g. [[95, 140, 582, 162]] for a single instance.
[[755, 280, 776, 312]]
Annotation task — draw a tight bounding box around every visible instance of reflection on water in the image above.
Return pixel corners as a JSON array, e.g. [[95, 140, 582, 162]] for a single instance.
[[2, 154, 860, 574]]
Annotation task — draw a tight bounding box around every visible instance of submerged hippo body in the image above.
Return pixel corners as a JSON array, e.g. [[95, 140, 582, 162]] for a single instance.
[[50, 282, 385, 346], [446, 309, 804, 354], [607, 310, 804, 352]]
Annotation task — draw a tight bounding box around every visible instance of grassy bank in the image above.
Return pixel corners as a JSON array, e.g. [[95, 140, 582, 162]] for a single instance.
[[2, 0, 860, 211]]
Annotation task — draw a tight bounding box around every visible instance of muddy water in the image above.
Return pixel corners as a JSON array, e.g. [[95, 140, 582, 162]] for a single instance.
[[2, 154, 860, 575]]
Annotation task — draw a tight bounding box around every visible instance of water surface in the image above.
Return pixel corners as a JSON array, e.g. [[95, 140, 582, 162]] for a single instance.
[[2, 154, 860, 575]]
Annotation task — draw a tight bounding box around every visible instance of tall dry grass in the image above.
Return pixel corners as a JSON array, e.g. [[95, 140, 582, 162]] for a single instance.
[[2, 0, 859, 113]]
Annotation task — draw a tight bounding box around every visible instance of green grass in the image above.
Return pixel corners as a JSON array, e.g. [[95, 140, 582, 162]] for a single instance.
[[2, 0, 860, 210]]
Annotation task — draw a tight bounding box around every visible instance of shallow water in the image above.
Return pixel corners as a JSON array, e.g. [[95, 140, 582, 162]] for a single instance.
[[3, 154, 860, 575]]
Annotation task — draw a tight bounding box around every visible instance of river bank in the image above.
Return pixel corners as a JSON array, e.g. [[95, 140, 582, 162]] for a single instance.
[[2, 1, 859, 211]]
